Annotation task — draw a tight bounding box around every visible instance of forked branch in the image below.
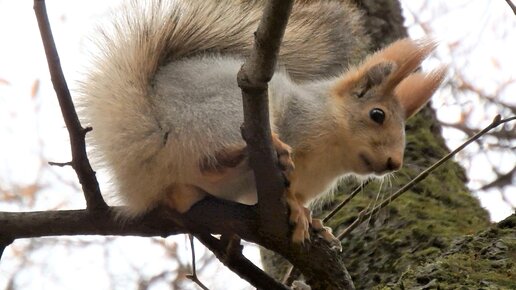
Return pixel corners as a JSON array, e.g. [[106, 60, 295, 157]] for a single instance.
[[33, 0, 107, 211], [505, 0, 516, 15]]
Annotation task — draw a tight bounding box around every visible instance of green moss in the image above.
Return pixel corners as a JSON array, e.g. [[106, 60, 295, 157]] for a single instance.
[[389, 215, 516, 289]]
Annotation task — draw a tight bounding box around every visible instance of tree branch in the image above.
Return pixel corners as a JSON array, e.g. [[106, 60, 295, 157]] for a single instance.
[[505, 0, 516, 15], [33, 0, 107, 210], [194, 233, 289, 290], [237, 0, 293, 242], [478, 166, 515, 191], [0, 197, 259, 240], [236, 1, 354, 288], [185, 235, 210, 290], [0, 196, 354, 289]]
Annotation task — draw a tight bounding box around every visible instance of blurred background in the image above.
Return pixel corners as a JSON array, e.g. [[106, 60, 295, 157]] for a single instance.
[[0, 0, 514, 289]]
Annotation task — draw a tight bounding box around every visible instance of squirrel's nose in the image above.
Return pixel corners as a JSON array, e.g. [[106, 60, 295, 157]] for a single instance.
[[386, 157, 401, 171]]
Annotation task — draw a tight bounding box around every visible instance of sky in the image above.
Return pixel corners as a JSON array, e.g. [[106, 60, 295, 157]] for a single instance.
[[0, 0, 515, 289]]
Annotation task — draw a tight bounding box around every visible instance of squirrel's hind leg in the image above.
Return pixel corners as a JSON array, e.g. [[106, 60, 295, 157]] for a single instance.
[[199, 144, 248, 183], [163, 184, 207, 213], [199, 133, 294, 183]]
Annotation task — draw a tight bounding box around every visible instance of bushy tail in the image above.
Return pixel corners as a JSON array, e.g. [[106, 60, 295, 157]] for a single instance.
[[86, 0, 369, 89]]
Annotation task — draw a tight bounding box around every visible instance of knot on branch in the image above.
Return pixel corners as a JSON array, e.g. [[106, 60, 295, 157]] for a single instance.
[[237, 66, 269, 93]]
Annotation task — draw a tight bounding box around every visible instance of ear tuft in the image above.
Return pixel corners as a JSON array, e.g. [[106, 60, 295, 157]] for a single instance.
[[381, 38, 438, 92], [395, 66, 447, 119], [331, 37, 440, 100]]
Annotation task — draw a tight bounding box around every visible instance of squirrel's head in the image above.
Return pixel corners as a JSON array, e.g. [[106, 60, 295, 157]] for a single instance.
[[330, 38, 446, 176]]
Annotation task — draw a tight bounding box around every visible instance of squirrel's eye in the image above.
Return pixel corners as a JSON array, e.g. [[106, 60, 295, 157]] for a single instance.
[[369, 108, 385, 124]]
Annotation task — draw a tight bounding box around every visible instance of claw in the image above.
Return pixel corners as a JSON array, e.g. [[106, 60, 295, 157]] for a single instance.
[[312, 218, 342, 251]]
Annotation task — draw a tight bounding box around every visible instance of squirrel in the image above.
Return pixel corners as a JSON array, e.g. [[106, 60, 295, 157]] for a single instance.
[[78, 0, 446, 245]]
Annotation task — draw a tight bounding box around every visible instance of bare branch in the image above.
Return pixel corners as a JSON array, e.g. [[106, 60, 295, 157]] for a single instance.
[[505, 0, 516, 15], [194, 233, 289, 290], [0, 197, 258, 240], [237, 0, 293, 240], [186, 235, 210, 290], [338, 115, 516, 239], [1, 194, 356, 289], [323, 181, 371, 224], [235, 1, 355, 288], [478, 166, 515, 191], [33, 0, 107, 210]]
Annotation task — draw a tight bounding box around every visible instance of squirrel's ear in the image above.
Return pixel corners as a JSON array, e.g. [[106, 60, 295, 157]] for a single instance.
[[395, 66, 447, 119], [332, 62, 395, 98], [332, 38, 437, 100], [352, 62, 396, 98]]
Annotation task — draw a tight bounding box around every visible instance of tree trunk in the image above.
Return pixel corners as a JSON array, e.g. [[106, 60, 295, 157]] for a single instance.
[[262, 1, 515, 288]]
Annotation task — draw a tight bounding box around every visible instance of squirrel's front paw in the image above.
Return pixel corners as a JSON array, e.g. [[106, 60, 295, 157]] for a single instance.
[[272, 133, 295, 185], [286, 190, 311, 243]]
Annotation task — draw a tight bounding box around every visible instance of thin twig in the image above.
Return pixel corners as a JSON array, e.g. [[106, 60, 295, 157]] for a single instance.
[[186, 235, 210, 290], [505, 0, 516, 15], [338, 115, 516, 240], [193, 232, 289, 290], [33, 0, 107, 210], [478, 166, 515, 191], [323, 181, 370, 223], [48, 161, 73, 167]]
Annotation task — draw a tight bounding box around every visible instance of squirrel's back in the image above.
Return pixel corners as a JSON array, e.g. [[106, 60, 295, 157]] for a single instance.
[[78, 0, 371, 214]]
